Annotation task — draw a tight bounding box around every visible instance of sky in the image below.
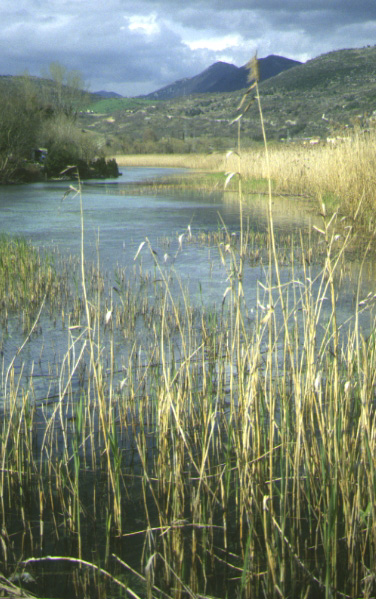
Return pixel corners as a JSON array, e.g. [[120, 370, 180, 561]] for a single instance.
[[1, 0, 376, 97]]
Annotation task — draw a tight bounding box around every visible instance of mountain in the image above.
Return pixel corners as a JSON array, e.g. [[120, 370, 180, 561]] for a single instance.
[[79, 45, 376, 150], [142, 55, 302, 100], [94, 90, 123, 99], [257, 55, 302, 80]]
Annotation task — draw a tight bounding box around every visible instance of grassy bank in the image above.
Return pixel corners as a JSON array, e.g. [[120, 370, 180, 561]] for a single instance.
[[115, 152, 227, 170], [115, 130, 376, 220]]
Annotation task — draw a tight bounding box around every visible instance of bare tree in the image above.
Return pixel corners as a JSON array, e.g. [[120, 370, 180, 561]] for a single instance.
[[41, 62, 88, 118]]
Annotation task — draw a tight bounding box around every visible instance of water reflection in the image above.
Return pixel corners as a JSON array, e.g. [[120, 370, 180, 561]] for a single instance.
[[0, 168, 375, 400], [0, 168, 318, 274]]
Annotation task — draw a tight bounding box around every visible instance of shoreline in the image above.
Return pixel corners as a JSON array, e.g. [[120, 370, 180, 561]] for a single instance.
[[112, 152, 226, 170]]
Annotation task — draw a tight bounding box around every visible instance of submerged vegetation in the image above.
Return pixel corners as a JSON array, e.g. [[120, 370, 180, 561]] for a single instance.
[[2, 57, 376, 599], [0, 235, 56, 310]]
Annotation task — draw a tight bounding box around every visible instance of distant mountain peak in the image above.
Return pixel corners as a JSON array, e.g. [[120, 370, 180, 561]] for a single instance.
[[207, 61, 237, 69], [141, 55, 302, 101]]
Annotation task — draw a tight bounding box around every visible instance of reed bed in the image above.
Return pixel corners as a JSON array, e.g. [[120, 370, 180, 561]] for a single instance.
[[1, 192, 376, 599], [2, 63, 376, 599], [116, 130, 376, 221], [115, 152, 227, 171], [226, 133, 376, 219]]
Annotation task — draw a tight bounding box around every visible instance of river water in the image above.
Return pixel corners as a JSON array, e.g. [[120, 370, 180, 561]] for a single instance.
[[0, 167, 375, 403], [0, 167, 318, 298]]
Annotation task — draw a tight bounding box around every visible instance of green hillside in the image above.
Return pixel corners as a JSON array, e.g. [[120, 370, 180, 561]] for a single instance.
[[262, 46, 376, 93], [2, 45, 376, 160], [77, 45, 376, 155]]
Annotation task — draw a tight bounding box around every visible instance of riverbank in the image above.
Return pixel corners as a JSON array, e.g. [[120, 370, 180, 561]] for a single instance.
[[114, 152, 225, 170], [114, 131, 376, 223], [2, 156, 121, 184]]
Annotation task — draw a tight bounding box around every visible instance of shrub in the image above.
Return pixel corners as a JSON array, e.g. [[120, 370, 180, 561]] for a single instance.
[[44, 148, 119, 179]]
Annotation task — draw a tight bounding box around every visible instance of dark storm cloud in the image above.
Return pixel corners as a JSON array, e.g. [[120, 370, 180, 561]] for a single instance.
[[1, 0, 375, 95], [173, 1, 376, 38]]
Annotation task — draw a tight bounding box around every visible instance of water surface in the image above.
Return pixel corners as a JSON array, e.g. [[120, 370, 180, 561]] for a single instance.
[[0, 167, 374, 401], [0, 167, 318, 287]]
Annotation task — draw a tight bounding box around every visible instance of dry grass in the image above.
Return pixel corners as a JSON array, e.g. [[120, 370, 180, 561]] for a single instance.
[[115, 131, 376, 220], [114, 152, 226, 171], [4, 63, 376, 599], [226, 132, 376, 215], [2, 176, 375, 599], [2, 159, 376, 599]]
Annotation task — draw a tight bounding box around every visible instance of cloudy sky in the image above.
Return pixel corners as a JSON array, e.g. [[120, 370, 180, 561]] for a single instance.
[[2, 1, 376, 96]]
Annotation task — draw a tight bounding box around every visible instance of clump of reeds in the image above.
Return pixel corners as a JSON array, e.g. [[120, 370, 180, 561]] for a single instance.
[[0, 235, 56, 311]]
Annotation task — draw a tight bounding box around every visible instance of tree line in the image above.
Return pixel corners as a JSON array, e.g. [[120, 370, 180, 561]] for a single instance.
[[0, 63, 119, 183]]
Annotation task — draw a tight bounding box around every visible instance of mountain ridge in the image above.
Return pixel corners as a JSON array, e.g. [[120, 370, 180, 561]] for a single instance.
[[78, 45, 376, 153], [94, 90, 123, 99], [141, 55, 302, 100]]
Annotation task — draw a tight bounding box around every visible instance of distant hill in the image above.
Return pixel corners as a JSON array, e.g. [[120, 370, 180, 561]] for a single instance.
[[77, 45, 376, 151], [142, 55, 302, 100], [261, 45, 376, 93], [0, 74, 96, 109], [94, 90, 123, 99]]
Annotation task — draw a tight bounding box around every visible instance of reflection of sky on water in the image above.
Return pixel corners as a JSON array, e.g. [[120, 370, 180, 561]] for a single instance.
[[0, 168, 317, 265], [0, 167, 321, 308], [0, 168, 376, 404]]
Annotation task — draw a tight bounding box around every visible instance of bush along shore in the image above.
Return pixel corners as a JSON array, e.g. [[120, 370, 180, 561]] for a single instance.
[[8, 155, 120, 183], [0, 65, 121, 184], [46, 154, 120, 180]]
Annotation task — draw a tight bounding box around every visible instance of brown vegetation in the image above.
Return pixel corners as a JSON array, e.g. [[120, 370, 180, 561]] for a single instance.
[[116, 128, 376, 220]]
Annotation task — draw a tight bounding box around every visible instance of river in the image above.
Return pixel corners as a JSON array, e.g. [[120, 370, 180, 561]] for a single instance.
[[0, 167, 375, 399], [0, 167, 319, 296]]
